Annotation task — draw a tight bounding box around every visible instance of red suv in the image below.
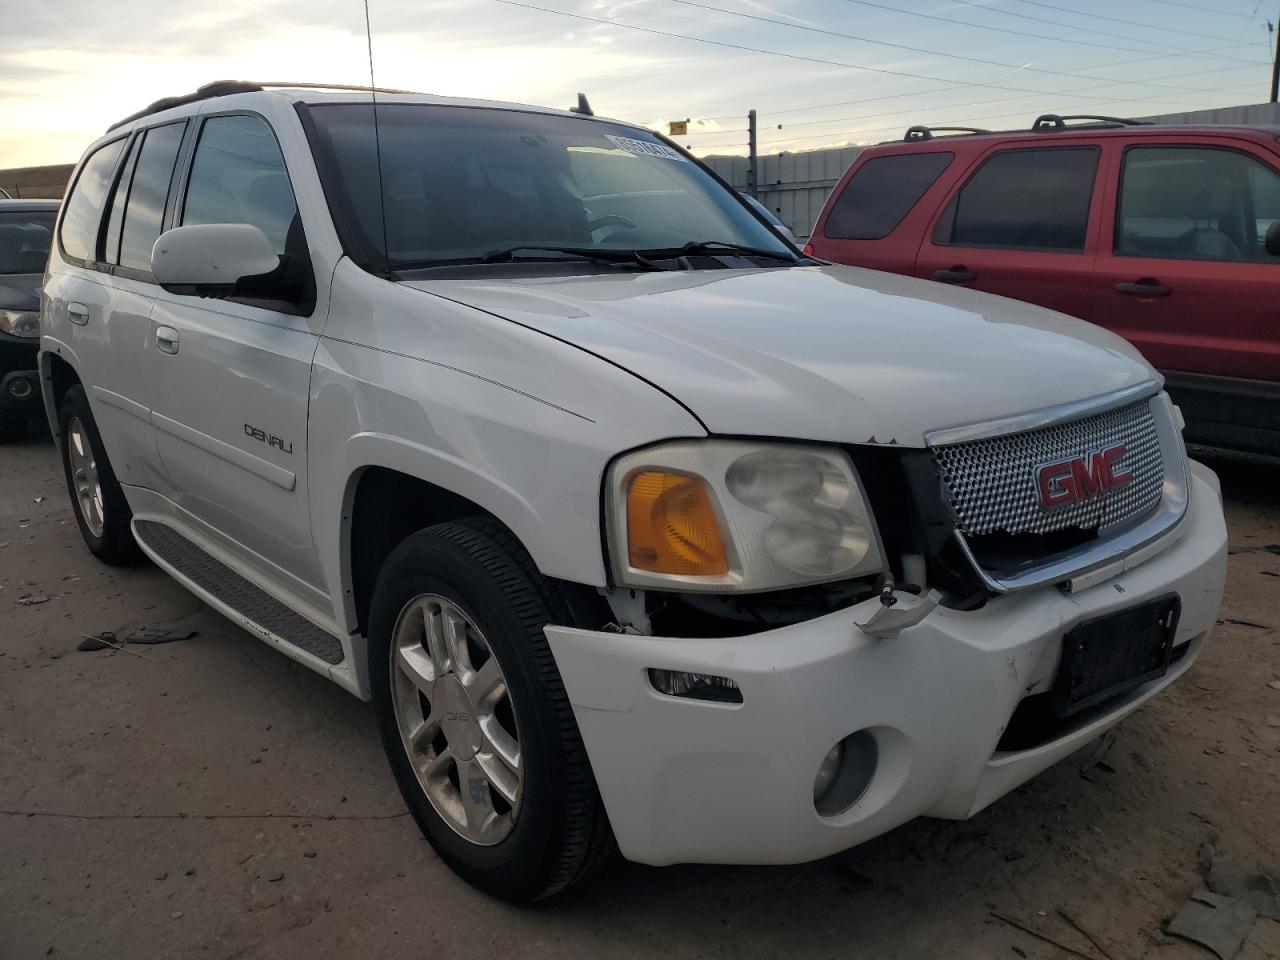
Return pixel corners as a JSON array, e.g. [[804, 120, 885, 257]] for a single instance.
[[809, 114, 1280, 459]]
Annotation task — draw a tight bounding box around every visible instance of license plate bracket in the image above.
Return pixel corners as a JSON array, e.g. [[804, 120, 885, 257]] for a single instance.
[[1051, 593, 1181, 718]]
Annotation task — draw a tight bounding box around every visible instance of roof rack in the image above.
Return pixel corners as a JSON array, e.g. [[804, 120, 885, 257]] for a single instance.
[[107, 81, 261, 132], [902, 124, 990, 142], [106, 80, 441, 133], [1031, 113, 1151, 132]]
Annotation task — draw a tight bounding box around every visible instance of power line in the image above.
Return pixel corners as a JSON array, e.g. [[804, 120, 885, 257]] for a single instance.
[[1002, 0, 1250, 44], [694, 48, 1267, 126], [666, 0, 1221, 91], [491, 0, 1254, 110], [1133, 0, 1260, 16], [682, 64, 1267, 147], [704, 88, 1264, 152], [835, 0, 1269, 63]]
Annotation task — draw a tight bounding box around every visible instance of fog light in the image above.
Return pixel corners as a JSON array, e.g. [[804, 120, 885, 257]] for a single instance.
[[814, 729, 879, 817], [648, 668, 743, 704], [813, 742, 843, 802], [7, 376, 33, 400]]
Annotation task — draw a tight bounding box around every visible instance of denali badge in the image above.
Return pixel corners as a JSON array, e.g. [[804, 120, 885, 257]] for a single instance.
[[1036, 445, 1132, 508]]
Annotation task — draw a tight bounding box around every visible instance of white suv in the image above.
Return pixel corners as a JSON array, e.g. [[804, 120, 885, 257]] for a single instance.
[[41, 81, 1227, 901]]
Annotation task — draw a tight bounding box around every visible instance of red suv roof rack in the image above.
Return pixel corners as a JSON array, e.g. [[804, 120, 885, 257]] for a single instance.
[[902, 124, 991, 142], [1031, 113, 1151, 132]]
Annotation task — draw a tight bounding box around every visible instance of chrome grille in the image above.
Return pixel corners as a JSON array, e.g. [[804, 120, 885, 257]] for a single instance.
[[932, 399, 1165, 537]]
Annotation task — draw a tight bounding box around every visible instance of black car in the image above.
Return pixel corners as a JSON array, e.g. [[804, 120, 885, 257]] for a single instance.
[[0, 199, 57, 441]]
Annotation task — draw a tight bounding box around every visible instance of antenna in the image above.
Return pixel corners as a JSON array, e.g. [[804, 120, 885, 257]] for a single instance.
[[570, 93, 594, 116], [363, 0, 391, 275]]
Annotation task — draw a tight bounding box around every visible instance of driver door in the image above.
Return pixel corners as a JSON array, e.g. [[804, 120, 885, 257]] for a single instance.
[[149, 113, 326, 590]]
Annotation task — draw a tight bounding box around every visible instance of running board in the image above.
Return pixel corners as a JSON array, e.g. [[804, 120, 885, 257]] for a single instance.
[[133, 519, 346, 665]]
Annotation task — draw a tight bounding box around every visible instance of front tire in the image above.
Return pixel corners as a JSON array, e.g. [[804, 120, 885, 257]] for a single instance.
[[369, 517, 611, 901], [59, 385, 140, 565]]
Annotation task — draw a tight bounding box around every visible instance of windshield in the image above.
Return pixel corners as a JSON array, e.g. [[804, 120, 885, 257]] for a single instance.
[[0, 210, 56, 275], [303, 103, 792, 272]]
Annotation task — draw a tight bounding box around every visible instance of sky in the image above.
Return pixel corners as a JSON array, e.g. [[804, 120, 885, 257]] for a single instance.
[[0, 0, 1275, 168]]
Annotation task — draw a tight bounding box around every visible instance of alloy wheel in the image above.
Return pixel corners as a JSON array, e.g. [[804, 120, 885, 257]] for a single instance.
[[67, 416, 105, 538], [390, 594, 523, 845]]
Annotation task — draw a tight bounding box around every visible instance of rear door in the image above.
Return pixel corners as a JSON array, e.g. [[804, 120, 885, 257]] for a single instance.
[[1092, 137, 1280, 454], [43, 134, 173, 491], [811, 150, 956, 274], [914, 143, 1103, 321], [149, 112, 326, 589], [94, 119, 189, 492]]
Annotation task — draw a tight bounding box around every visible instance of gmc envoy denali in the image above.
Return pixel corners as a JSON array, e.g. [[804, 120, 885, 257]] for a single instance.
[[40, 82, 1227, 901]]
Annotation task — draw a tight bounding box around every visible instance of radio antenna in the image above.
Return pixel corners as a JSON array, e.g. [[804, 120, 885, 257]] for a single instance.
[[363, 0, 391, 275]]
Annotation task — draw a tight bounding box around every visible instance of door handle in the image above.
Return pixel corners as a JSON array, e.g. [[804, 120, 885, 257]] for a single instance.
[[933, 266, 976, 283], [1115, 279, 1171, 297], [155, 326, 180, 355], [68, 302, 89, 326]]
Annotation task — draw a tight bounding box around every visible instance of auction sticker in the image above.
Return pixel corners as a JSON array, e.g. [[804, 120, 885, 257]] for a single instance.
[[605, 135, 689, 162]]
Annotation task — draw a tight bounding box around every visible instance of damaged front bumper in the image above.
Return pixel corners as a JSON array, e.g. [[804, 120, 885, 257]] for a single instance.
[[544, 464, 1227, 867]]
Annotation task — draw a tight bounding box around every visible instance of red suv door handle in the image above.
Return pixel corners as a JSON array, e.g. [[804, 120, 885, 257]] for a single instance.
[[934, 266, 976, 283], [1115, 279, 1171, 297]]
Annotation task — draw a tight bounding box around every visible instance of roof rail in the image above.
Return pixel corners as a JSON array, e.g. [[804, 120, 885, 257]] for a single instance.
[[903, 124, 990, 142], [106, 79, 447, 133], [1031, 113, 1151, 132], [107, 80, 262, 132], [256, 81, 428, 95]]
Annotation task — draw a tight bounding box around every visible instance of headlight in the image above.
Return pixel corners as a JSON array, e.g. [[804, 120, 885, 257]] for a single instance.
[[606, 440, 885, 592], [0, 309, 39, 339]]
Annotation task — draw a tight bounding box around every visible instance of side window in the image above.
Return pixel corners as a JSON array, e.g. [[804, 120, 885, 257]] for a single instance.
[[103, 136, 142, 265], [118, 122, 186, 271], [182, 115, 299, 255], [1116, 146, 1280, 262], [824, 152, 953, 240], [59, 139, 125, 263], [935, 147, 1099, 252]]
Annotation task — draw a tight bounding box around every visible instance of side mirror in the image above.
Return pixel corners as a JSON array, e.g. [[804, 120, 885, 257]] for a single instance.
[[1266, 220, 1280, 258], [151, 224, 281, 296]]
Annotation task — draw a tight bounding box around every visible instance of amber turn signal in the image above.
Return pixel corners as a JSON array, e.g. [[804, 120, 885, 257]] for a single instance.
[[626, 469, 729, 576]]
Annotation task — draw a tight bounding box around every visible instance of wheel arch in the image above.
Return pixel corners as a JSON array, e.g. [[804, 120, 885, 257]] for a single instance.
[[332, 431, 609, 639], [38, 343, 84, 445]]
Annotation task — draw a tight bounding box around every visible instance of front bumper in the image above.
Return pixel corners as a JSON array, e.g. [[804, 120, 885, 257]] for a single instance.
[[545, 464, 1227, 867]]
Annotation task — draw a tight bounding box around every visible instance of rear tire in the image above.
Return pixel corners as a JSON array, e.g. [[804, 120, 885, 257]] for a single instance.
[[59, 385, 141, 565], [369, 517, 612, 901]]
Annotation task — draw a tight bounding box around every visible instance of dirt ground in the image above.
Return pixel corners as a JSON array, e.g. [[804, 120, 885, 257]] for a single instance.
[[1, 430, 1277, 960]]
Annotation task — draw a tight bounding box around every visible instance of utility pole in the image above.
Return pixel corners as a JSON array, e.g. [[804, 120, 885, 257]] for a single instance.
[[747, 109, 759, 199], [1271, 19, 1279, 103]]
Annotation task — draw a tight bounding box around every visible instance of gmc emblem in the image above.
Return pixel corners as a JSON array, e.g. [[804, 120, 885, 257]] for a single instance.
[[1036, 444, 1132, 508]]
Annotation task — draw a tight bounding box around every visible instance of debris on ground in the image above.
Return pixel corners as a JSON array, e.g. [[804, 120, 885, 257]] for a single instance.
[[1080, 731, 1119, 783], [1218, 617, 1273, 630], [1200, 843, 1280, 920], [76, 629, 196, 652], [989, 911, 1103, 960], [16, 595, 52, 606], [1166, 890, 1258, 960]]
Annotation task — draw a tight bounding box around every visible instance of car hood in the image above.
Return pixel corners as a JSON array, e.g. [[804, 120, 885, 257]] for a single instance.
[[403, 264, 1156, 447], [0, 274, 41, 311]]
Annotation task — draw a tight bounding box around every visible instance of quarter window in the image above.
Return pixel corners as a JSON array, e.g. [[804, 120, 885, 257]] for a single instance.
[[935, 147, 1099, 252], [1116, 146, 1280, 262], [824, 152, 953, 240], [118, 122, 186, 271], [182, 115, 299, 255], [59, 139, 125, 262]]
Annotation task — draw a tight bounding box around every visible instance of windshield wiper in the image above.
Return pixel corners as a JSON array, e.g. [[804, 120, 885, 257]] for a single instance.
[[480, 246, 669, 270], [659, 240, 801, 263]]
